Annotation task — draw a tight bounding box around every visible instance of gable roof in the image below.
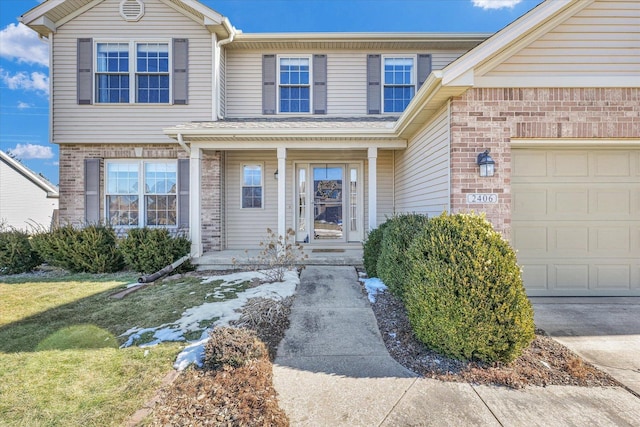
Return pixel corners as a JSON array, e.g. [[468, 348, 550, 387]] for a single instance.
[[395, 0, 599, 138], [20, 0, 235, 38], [0, 151, 59, 198]]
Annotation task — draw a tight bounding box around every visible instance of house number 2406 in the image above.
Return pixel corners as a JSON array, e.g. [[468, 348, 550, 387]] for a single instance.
[[466, 193, 499, 204]]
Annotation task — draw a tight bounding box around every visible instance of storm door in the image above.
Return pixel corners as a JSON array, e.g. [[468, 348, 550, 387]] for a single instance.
[[310, 165, 345, 241]]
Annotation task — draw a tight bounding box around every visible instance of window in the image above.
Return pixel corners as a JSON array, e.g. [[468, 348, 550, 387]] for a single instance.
[[383, 56, 415, 113], [241, 164, 263, 208], [96, 43, 130, 103], [106, 161, 177, 226], [96, 41, 170, 104], [279, 57, 310, 113]]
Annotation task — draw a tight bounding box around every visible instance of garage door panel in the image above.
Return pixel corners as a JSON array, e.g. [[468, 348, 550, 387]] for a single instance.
[[512, 189, 547, 218], [592, 189, 631, 215], [594, 152, 631, 177], [594, 265, 631, 290], [513, 151, 547, 177], [553, 152, 589, 177], [512, 146, 640, 296], [592, 227, 631, 254]]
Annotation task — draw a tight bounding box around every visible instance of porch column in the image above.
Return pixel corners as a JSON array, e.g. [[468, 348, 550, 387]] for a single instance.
[[368, 147, 377, 230], [277, 147, 287, 239], [190, 147, 202, 257]]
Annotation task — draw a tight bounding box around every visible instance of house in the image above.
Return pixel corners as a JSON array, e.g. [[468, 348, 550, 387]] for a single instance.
[[20, 0, 639, 296], [0, 151, 59, 231]]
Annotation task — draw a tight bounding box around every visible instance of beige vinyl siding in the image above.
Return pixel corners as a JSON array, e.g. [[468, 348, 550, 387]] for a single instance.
[[225, 50, 469, 117], [394, 106, 450, 217], [52, 0, 213, 144], [484, 0, 640, 79], [376, 150, 394, 226], [219, 47, 226, 117], [225, 151, 278, 249], [0, 161, 58, 231]]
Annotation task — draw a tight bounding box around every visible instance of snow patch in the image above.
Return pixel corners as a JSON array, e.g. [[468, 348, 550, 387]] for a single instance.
[[360, 277, 387, 303]]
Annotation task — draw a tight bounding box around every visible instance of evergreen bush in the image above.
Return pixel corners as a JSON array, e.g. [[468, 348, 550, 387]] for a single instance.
[[362, 220, 390, 278], [119, 227, 192, 274], [31, 224, 124, 273], [376, 213, 429, 300], [404, 213, 535, 363], [0, 227, 42, 274]]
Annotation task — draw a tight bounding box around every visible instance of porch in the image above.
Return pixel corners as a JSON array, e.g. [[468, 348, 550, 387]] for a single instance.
[[193, 246, 364, 271]]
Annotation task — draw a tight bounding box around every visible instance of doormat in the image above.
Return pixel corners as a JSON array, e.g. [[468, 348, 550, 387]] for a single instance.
[[312, 249, 346, 253]]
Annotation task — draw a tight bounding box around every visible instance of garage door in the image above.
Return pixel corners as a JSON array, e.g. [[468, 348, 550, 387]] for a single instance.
[[511, 146, 640, 296]]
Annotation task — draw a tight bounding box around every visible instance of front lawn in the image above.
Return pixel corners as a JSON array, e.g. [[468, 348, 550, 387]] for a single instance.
[[0, 271, 283, 426]]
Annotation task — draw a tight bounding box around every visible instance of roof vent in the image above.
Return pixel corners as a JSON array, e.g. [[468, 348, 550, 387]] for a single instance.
[[120, 0, 144, 22]]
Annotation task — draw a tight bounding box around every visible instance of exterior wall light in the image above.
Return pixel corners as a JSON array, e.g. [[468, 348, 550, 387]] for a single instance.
[[274, 169, 279, 180], [477, 150, 495, 177]]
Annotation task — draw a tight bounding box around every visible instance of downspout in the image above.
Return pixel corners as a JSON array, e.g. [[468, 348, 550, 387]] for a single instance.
[[177, 133, 190, 155], [216, 18, 236, 120]]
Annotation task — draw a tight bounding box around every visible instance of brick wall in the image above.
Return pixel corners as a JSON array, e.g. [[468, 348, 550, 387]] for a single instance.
[[58, 144, 223, 251], [450, 88, 640, 238]]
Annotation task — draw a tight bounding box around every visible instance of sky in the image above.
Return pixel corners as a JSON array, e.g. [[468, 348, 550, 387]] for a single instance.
[[0, 0, 544, 185]]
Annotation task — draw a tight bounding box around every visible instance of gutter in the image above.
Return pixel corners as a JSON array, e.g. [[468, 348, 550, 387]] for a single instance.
[[177, 133, 191, 154], [216, 18, 236, 120]]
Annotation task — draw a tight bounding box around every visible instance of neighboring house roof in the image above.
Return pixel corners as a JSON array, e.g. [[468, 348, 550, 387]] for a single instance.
[[20, 0, 235, 38], [0, 151, 59, 198]]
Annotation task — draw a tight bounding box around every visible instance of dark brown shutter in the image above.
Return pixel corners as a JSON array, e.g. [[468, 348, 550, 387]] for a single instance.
[[367, 54, 381, 114], [173, 38, 188, 105], [262, 54, 277, 115], [84, 158, 101, 224], [417, 54, 432, 89], [313, 54, 327, 114], [77, 38, 93, 105], [177, 158, 189, 228]]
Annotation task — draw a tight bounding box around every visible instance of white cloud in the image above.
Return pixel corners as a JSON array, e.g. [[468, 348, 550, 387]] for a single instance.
[[17, 101, 32, 109], [0, 23, 49, 67], [9, 143, 54, 160], [472, 0, 522, 10], [0, 67, 49, 95]]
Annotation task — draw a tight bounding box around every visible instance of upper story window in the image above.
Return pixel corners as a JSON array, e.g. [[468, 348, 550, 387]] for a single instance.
[[279, 57, 311, 113], [95, 41, 170, 104], [383, 56, 415, 113]]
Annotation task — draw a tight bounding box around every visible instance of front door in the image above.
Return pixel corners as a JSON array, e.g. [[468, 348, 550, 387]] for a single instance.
[[295, 163, 363, 244], [312, 165, 344, 241]]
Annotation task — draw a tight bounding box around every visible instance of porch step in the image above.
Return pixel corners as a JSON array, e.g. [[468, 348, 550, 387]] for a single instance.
[[193, 248, 364, 272]]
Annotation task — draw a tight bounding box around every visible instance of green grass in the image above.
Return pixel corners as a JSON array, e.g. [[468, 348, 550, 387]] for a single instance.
[[0, 272, 250, 426]]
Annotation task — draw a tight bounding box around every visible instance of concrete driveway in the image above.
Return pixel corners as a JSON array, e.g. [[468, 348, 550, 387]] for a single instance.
[[531, 297, 640, 396]]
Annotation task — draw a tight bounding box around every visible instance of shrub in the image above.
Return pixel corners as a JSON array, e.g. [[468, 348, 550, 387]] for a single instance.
[[31, 224, 124, 273], [234, 228, 307, 282], [119, 228, 192, 274], [0, 227, 42, 274], [362, 220, 390, 278], [203, 327, 267, 370], [404, 213, 535, 363], [377, 213, 429, 300]]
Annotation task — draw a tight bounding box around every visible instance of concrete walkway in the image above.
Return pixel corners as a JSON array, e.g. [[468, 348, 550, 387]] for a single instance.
[[273, 266, 640, 426]]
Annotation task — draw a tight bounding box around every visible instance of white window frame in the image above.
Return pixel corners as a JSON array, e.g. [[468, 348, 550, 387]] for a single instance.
[[277, 54, 313, 114], [381, 54, 417, 114], [241, 163, 264, 209], [94, 39, 172, 105], [104, 159, 178, 228]]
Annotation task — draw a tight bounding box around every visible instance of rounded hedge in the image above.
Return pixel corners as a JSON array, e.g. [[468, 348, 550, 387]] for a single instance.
[[377, 213, 429, 301], [362, 220, 390, 278], [404, 213, 535, 363]]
